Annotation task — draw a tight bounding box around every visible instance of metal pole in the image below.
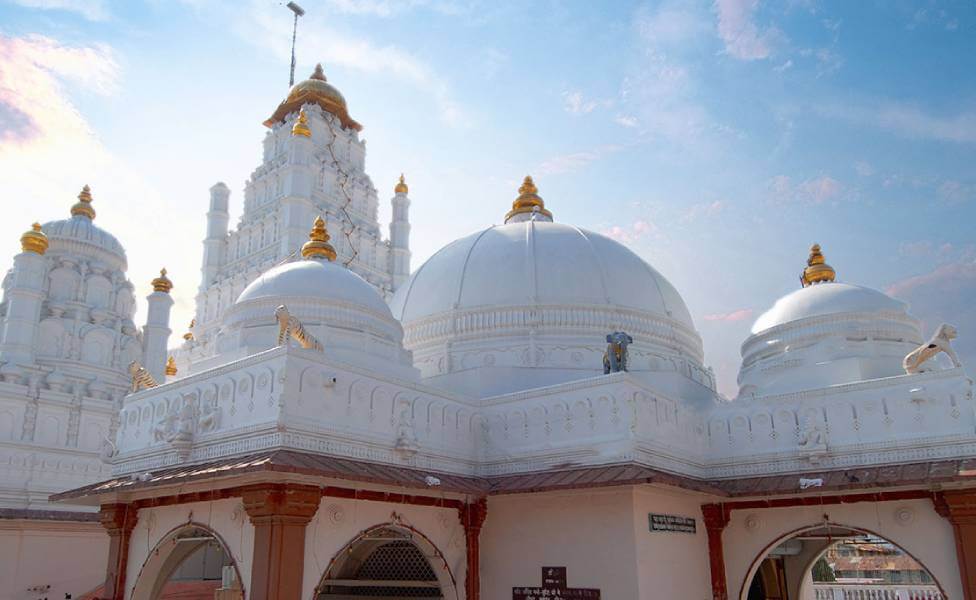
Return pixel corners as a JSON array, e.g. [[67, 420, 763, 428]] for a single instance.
[[289, 10, 298, 87]]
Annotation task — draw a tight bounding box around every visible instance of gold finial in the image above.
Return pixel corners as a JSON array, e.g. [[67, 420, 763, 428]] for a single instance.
[[183, 318, 195, 341], [505, 175, 552, 223], [70, 184, 96, 219], [310, 63, 327, 81], [20, 222, 49, 255], [394, 173, 408, 194], [165, 356, 178, 377], [151, 268, 173, 293], [800, 244, 836, 287], [292, 108, 311, 137], [301, 216, 337, 261]]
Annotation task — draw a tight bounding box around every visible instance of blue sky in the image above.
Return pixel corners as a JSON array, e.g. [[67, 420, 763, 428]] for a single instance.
[[1, 0, 974, 396]]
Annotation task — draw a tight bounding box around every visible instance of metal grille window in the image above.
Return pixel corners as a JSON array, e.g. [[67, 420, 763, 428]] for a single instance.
[[319, 537, 443, 599]]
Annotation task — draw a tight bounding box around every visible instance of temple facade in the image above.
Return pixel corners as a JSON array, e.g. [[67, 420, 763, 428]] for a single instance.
[[2, 63, 975, 600]]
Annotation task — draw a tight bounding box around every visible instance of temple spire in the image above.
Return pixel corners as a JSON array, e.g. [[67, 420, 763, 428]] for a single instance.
[[800, 244, 836, 287], [301, 216, 337, 261], [505, 175, 553, 224], [70, 185, 96, 220]]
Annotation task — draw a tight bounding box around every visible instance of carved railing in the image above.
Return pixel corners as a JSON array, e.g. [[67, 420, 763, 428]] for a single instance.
[[812, 583, 943, 600]]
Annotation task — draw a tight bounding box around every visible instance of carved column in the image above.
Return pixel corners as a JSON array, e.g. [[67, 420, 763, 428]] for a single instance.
[[936, 490, 976, 600], [242, 483, 321, 600], [99, 503, 138, 600], [459, 498, 488, 600], [701, 503, 730, 600]]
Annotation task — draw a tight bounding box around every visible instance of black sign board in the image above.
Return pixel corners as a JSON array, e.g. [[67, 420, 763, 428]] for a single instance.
[[513, 567, 601, 599], [648, 513, 697, 533]]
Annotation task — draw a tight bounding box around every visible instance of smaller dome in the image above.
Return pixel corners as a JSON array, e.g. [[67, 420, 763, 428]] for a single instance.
[[752, 283, 907, 334], [42, 216, 126, 258], [236, 260, 391, 317], [264, 64, 362, 132]]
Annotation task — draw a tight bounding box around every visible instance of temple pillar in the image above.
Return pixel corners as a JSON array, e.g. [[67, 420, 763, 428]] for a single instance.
[[242, 483, 321, 600], [99, 503, 138, 600], [702, 503, 730, 600], [459, 498, 488, 600], [936, 490, 976, 600]]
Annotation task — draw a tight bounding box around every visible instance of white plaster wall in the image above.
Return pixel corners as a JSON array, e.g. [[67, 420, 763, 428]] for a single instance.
[[301, 498, 466, 600], [0, 521, 107, 600], [481, 488, 639, 599], [722, 499, 961, 600], [125, 498, 253, 600], [632, 487, 712, 600]]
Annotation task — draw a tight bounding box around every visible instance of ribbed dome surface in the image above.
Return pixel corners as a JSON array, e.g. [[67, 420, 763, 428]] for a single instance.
[[751, 282, 907, 334], [390, 221, 695, 330], [42, 216, 126, 257]]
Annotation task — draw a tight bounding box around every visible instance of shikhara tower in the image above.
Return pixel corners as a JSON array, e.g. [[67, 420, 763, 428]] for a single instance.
[[188, 64, 411, 359]]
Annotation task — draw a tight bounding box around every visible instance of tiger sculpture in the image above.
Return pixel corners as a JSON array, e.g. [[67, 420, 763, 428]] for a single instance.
[[903, 323, 962, 374], [275, 305, 324, 352], [128, 361, 158, 392]]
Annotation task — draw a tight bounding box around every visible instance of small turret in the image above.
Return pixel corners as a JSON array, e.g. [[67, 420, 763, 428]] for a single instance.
[[390, 174, 411, 289], [292, 108, 312, 138], [20, 223, 48, 255], [201, 183, 230, 290], [143, 268, 174, 383]]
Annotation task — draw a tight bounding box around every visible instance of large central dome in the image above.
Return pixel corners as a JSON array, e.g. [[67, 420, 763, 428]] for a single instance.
[[390, 178, 710, 398]]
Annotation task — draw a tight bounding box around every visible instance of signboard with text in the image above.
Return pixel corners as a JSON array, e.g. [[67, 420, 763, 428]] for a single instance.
[[513, 567, 601, 600], [648, 513, 697, 533]]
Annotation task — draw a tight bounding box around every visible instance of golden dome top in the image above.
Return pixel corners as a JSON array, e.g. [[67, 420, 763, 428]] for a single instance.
[[800, 244, 836, 287], [183, 319, 195, 341], [70, 185, 96, 220], [264, 64, 362, 132], [505, 175, 552, 223], [394, 173, 408, 194], [151, 268, 173, 293], [165, 356, 178, 377], [292, 108, 311, 137], [20, 222, 49, 255], [301, 216, 338, 261]]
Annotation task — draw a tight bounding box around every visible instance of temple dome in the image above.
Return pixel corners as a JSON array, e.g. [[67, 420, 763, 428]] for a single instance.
[[738, 247, 923, 398], [390, 204, 711, 397], [264, 63, 362, 132]]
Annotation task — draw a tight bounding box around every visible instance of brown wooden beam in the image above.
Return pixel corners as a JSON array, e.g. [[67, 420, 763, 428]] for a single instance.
[[98, 503, 138, 600]]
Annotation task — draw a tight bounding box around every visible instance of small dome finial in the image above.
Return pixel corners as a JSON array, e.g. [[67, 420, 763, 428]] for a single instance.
[[292, 108, 312, 137], [70, 184, 96, 220], [152, 268, 173, 293], [21, 222, 49, 255], [800, 243, 836, 287], [183, 318, 195, 341], [165, 356, 178, 377], [311, 63, 326, 81], [301, 215, 338, 261], [395, 173, 408, 194], [505, 175, 553, 223]]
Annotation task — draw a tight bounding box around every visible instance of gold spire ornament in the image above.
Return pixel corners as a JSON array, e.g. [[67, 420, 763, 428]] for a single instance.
[[183, 319, 195, 341], [165, 356, 178, 377], [151, 268, 173, 293], [800, 244, 836, 287], [301, 216, 337, 261], [20, 222, 49, 255], [70, 185, 96, 219], [394, 173, 408, 194], [505, 175, 552, 222], [292, 108, 311, 137]]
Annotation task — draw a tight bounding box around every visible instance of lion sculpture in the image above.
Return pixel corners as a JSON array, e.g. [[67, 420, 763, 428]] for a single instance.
[[603, 331, 634, 374], [903, 323, 962, 374], [275, 305, 323, 351], [128, 361, 158, 392]]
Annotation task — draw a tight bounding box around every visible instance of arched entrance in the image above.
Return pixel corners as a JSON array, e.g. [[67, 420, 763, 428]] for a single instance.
[[130, 523, 244, 600], [315, 524, 458, 599], [741, 524, 947, 600]]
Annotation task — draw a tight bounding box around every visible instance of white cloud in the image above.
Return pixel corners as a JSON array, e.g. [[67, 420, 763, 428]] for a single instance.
[[819, 101, 976, 144], [614, 114, 639, 128], [602, 219, 658, 244], [854, 161, 874, 177], [767, 174, 844, 204], [536, 145, 621, 176], [713, 0, 774, 60], [681, 200, 725, 223], [238, 0, 466, 127], [6, 0, 109, 21], [702, 308, 753, 322], [323, 0, 470, 18], [562, 90, 611, 115]]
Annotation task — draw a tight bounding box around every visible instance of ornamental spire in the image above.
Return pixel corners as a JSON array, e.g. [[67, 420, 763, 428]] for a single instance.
[[800, 244, 836, 287], [395, 173, 408, 194], [70, 185, 96, 220], [20, 222, 48, 255], [151, 268, 173, 293], [311, 63, 326, 81], [292, 108, 311, 137], [165, 356, 178, 377], [301, 215, 337, 261], [505, 175, 553, 224]]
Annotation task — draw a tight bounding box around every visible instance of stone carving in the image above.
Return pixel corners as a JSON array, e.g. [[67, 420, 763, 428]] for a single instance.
[[603, 331, 633, 374], [275, 305, 323, 351], [797, 416, 828, 463], [394, 400, 419, 456], [128, 361, 158, 392], [198, 397, 221, 433], [904, 323, 962, 374], [99, 436, 117, 463], [152, 410, 178, 442]]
